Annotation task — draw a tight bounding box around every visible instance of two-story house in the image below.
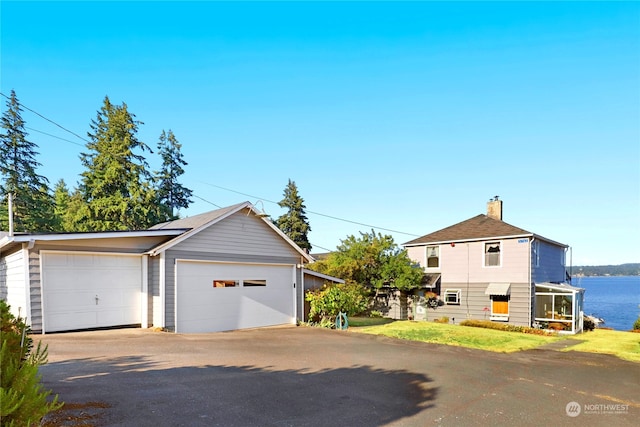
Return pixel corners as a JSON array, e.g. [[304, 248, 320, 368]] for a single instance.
[[403, 198, 584, 334]]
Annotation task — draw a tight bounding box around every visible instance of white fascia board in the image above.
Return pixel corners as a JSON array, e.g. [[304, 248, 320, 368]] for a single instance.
[[147, 202, 254, 256], [1, 230, 185, 249], [403, 233, 535, 247]]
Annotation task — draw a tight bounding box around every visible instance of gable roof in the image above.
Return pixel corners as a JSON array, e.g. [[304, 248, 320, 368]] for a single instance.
[[149, 202, 247, 230], [403, 214, 567, 248], [147, 201, 315, 262]]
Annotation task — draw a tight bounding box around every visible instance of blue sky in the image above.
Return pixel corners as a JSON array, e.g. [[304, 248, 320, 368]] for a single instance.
[[1, 1, 638, 265]]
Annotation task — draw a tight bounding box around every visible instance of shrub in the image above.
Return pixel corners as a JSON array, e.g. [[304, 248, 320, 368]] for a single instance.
[[460, 319, 555, 336], [633, 317, 640, 331], [1, 300, 62, 425], [433, 316, 449, 324], [306, 282, 370, 326], [583, 317, 596, 332]]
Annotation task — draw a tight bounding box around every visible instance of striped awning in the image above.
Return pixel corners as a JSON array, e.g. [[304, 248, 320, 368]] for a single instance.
[[485, 282, 511, 296]]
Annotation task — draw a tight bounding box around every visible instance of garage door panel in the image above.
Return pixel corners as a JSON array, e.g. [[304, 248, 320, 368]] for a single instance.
[[176, 261, 294, 333], [42, 253, 142, 332]]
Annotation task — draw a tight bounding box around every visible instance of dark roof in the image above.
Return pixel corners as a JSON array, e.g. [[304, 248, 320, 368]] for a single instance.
[[404, 214, 532, 246], [149, 202, 248, 230]]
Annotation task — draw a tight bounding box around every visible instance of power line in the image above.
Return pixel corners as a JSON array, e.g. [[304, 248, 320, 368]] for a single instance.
[[192, 194, 222, 209], [198, 181, 420, 237], [26, 127, 85, 147], [0, 92, 90, 144]]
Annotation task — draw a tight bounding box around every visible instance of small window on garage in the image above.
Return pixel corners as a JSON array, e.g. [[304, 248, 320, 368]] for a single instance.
[[444, 289, 461, 305], [213, 280, 239, 288], [243, 279, 267, 287]]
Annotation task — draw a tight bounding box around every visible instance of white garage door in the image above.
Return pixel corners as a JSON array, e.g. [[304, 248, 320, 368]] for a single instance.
[[42, 252, 142, 333], [176, 260, 295, 333]]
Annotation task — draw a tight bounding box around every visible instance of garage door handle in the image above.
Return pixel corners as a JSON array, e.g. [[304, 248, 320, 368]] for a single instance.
[[95, 295, 99, 305]]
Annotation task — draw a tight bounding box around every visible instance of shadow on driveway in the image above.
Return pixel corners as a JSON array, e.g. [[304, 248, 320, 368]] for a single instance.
[[41, 355, 437, 426]]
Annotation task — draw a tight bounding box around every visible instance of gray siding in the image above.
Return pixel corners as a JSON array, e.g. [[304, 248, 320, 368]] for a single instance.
[[412, 282, 531, 326], [172, 211, 302, 259], [158, 212, 305, 330]]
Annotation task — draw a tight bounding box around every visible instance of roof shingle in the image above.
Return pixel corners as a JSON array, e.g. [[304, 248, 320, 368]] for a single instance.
[[404, 214, 532, 246]]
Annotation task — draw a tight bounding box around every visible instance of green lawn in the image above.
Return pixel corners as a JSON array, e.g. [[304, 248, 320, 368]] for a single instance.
[[565, 329, 640, 362], [352, 320, 640, 362]]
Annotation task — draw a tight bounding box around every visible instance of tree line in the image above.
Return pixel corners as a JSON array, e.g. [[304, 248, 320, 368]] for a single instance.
[[0, 90, 192, 232], [571, 263, 640, 277], [0, 90, 425, 315]]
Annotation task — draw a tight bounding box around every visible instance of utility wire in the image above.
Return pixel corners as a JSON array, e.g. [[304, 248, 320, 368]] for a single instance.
[[199, 181, 420, 237], [192, 194, 222, 209], [0, 92, 90, 144], [26, 127, 85, 147]]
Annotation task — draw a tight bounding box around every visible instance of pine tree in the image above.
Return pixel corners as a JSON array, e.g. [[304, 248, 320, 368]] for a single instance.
[[155, 129, 192, 220], [78, 96, 160, 230], [276, 179, 312, 252], [0, 90, 55, 232]]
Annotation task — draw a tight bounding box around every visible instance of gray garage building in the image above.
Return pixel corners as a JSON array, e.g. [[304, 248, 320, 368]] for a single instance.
[[0, 202, 318, 333]]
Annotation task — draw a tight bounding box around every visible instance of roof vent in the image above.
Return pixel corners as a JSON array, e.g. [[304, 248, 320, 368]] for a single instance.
[[487, 196, 502, 221]]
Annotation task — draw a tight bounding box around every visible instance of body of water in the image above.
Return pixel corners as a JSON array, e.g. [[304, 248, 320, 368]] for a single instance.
[[573, 275, 640, 331]]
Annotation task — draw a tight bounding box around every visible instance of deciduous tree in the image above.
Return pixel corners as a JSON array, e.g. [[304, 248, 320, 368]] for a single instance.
[[310, 230, 423, 319]]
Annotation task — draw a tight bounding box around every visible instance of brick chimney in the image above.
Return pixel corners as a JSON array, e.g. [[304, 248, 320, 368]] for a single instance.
[[487, 196, 502, 221]]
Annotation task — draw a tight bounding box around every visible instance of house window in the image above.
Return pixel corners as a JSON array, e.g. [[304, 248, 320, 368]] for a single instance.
[[213, 280, 239, 288], [490, 295, 509, 321], [244, 279, 267, 287], [426, 246, 439, 268], [484, 242, 501, 267], [444, 289, 460, 305]]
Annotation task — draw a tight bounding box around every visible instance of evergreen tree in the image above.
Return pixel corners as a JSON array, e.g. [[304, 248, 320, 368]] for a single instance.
[[0, 90, 55, 232], [155, 129, 192, 220], [276, 179, 312, 252], [78, 96, 160, 230]]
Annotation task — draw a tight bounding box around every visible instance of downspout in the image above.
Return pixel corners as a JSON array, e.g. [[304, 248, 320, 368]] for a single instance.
[[141, 255, 149, 329], [299, 258, 305, 323], [529, 237, 535, 328]]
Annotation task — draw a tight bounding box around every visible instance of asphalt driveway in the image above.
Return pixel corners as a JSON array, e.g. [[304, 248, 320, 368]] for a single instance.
[[36, 326, 639, 426]]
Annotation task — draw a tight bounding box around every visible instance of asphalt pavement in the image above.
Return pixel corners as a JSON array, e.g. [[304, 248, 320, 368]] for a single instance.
[[35, 326, 639, 426]]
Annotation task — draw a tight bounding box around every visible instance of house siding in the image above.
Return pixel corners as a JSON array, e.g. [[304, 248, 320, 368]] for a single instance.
[[406, 238, 534, 326], [0, 249, 27, 321], [414, 281, 531, 326], [532, 240, 567, 283], [160, 213, 304, 330], [441, 238, 531, 284]]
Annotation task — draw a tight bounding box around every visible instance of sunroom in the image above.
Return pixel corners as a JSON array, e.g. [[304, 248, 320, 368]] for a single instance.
[[534, 283, 585, 334]]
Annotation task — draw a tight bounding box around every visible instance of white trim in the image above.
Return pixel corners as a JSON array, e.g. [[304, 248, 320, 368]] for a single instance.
[[292, 265, 297, 324], [444, 289, 461, 305], [141, 255, 149, 329], [21, 246, 32, 330], [483, 240, 502, 268], [160, 252, 166, 328], [39, 249, 145, 257], [1, 229, 184, 249]]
